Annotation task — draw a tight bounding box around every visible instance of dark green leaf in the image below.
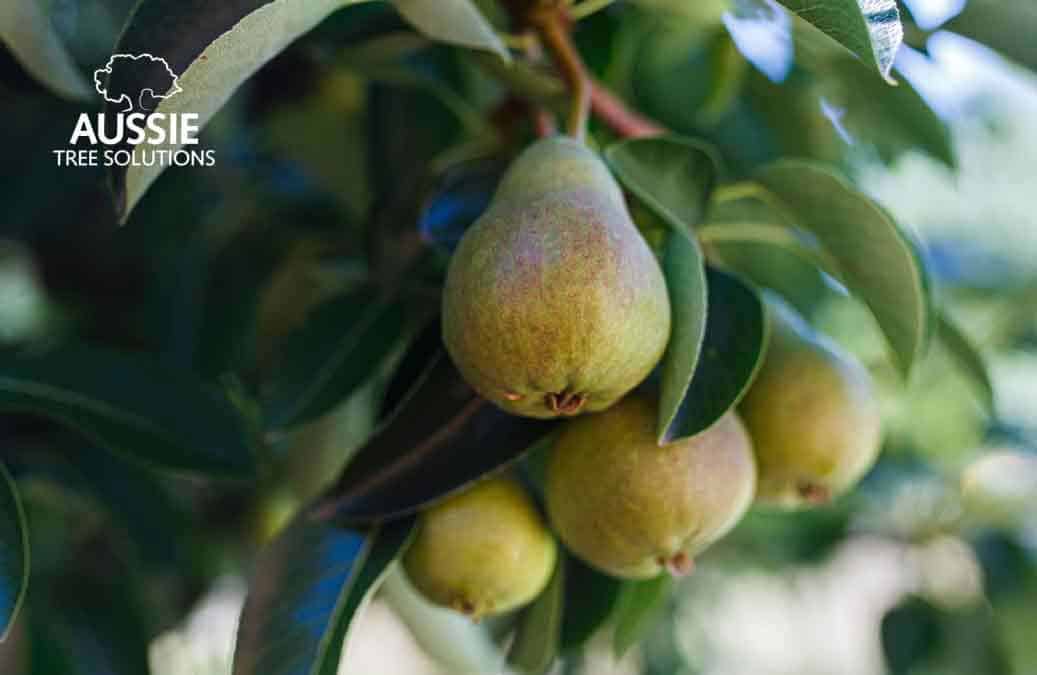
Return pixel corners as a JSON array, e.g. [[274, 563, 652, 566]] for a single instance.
[[559, 555, 623, 652], [777, 0, 903, 81], [263, 293, 407, 430], [0, 462, 28, 641], [657, 230, 709, 442], [0, 345, 254, 478], [316, 349, 558, 524], [754, 161, 930, 375], [612, 575, 673, 659], [936, 310, 995, 416], [665, 267, 767, 441], [0, 0, 92, 100], [508, 556, 565, 675], [605, 136, 719, 231], [389, 0, 508, 60], [108, 0, 367, 220], [881, 596, 943, 674], [233, 516, 413, 675]]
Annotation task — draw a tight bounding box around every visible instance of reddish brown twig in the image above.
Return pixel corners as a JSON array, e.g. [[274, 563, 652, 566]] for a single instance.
[[590, 79, 666, 138]]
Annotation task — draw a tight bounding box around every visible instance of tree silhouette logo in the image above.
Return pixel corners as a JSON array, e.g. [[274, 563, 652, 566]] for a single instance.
[[93, 53, 183, 113]]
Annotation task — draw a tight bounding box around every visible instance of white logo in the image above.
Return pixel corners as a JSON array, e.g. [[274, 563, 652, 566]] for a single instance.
[[93, 53, 183, 113], [54, 52, 214, 170]]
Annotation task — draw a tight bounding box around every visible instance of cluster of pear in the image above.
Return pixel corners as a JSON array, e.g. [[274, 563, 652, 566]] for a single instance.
[[403, 138, 882, 620]]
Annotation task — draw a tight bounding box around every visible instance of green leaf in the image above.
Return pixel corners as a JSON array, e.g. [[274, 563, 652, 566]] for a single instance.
[[233, 516, 413, 675], [108, 0, 367, 222], [508, 556, 565, 675], [945, 0, 1037, 73], [0, 345, 254, 478], [605, 136, 719, 231], [777, 0, 903, 82], [559, 555, 623, 652], [316, 347, 559, 524], [665, 267, 767, 441], [935, 310, 996, 416], [390, 0, 508, 60], [612, 575, 673, 659], [656, 230, 709, 443], [263, 292, 406, 430], [0, 0, 92, 100], [821, 55, 955, 168], [0, 462, 28, 642], [753, 161, 929, 375]]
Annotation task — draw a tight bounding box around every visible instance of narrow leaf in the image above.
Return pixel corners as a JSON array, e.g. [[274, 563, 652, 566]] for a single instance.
[[317, 348, 558, 524], [657, 230, 709, 442], [612, 575, 673, 659], [0, 462, 28, 641], [754, 161, 929, 375], [508, 557, 565, 675], [0, 0, 92, 100], [665, 267, 767, 442], [0, 345, 254, 478], [390, 0, 508, 60], [777, 0, 903, 82], [936, 310, 995, 416], [109, 0, 365, 221], [263, 293, 406, 430], [233, 516, 413, 675], [605, 136, 719, 231]]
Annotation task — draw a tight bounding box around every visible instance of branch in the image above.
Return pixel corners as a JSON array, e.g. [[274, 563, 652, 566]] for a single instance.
[[589, 80, 666, 138]]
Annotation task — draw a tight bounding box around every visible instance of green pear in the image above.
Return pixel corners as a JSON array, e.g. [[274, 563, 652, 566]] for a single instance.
[[545, 393, 756, 579], [403, 476, 557, 620], [442, 137, 671, 419], [739, 301, 882, 508]]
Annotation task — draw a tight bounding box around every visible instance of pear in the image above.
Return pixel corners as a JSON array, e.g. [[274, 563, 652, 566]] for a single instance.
[[739, 301, 882, 508], [545, 393, 756, 579], [442, 137, 671, 419], [403, 476, 557, 620]]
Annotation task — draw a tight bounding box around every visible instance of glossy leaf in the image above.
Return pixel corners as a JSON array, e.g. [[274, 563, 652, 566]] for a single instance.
[[0, 0, 92, 100], [605, 136, 719, 231], [508, 557, 565, 675], [754, 161, 929, 375], [936, 310, 995, 415], [0, 462, 28, 642], [665, 267, 767, 442], [316, 349, 558, 524], [108, 0, 365, 221], [656, 230, 709, 443], [559, 555, 623, 652], [390, 0, 508, 61], [0, 345, 254, 478], [777, 0, 903, 82], [233, 516, 413, 675], [612, 575, 673, 659], [263, 292, 406, 430]]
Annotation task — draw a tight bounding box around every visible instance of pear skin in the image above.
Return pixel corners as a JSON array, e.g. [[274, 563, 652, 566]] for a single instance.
[[403, 477, 557, 620], [545, 393, 756, 579], [739, 302, 882, 508], [442, 137, 671, 419]]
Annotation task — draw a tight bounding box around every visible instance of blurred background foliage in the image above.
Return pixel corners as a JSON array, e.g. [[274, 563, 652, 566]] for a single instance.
[[0, 0, 1035, 673]]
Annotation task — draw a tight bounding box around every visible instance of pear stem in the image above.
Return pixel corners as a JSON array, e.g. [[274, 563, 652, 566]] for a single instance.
[[531, 8, 590, 141]]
